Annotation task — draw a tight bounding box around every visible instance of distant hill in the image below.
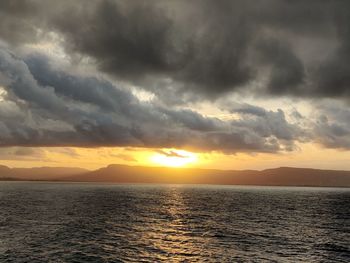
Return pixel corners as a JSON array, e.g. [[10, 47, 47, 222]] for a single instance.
[[62, 164, 350, 187], [0, 165, 88, 180], [1, 164, 350, 187]]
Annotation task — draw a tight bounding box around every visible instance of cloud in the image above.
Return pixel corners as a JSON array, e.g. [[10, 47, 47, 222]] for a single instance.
[[222, 103, 310, 152], [0, 0, 40, 45], [0, 1, 350, 155], [156, 150, 187, 158], [256, 38, 305, 95], [0, 48, 307, 153], [312, 102, 350, 150], [0, 147, 46, 161], [1, 0, 350, 101]]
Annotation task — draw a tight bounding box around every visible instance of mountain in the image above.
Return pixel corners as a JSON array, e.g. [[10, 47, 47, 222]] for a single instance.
[[0, 165, 88, 180], [62, 164, 350, 187], [0, 165, 11, 173], [1, 163, 350, 187]]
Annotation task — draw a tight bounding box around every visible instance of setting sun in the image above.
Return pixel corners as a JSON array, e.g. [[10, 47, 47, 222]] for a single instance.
[[150, 149, 198, 167]]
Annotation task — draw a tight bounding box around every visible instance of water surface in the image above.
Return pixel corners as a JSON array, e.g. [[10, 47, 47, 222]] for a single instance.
[[0, 182, 349, 262]]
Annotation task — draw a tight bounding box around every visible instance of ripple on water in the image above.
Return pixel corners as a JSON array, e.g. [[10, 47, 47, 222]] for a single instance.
[[0, 182, 349, 262]]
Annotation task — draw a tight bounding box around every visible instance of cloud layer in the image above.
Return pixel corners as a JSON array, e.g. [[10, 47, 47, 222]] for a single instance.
[[0, 1, 349, 153], [1, 0, 350, 101], [0, 49, 309, 152]]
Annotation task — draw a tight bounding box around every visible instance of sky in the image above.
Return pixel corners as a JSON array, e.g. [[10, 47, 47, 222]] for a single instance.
[[0, 0, 350, 170]]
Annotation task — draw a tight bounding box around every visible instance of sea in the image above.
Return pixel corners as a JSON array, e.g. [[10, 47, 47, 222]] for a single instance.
[[0, 182, 349, 262]]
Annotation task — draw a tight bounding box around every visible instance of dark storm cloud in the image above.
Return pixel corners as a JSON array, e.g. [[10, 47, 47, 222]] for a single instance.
[[53, 1, 179, 79], [0, 0, 39, 44], [47, 0, 254, 97], [1, 0, 350, 100], [1, 1, 350, 153], [0, 49, 306, 153], [256, 38, 305, 95]]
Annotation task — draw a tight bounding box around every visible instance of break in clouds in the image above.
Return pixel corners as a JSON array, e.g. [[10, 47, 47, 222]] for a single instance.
[[0, 0, 349, 153]]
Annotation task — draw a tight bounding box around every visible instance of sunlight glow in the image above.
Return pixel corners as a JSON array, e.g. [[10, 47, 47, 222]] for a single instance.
[[150, 149, 198, 167], [0, 86, 7, 102]]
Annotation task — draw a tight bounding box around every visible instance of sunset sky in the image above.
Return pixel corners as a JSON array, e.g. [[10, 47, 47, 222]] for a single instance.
[[0, 0, 350, 170]]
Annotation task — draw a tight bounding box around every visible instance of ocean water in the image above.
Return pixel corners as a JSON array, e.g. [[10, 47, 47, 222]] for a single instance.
[[0, 182, 349, 262]]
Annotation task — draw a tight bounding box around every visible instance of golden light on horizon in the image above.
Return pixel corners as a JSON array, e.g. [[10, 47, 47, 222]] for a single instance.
[[150, 149, 198, 167]]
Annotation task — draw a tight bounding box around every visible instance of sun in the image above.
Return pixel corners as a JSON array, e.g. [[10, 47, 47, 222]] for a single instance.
[[150, 149, 198, 167]]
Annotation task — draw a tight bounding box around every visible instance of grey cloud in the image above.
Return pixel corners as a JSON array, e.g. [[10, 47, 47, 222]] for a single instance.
[[1, 0, 350, 101], [228, 103, 267, 117], [48, 0, 253, 99], [159, 108, 223, 132], [24, 54, 136, 114], [0, 0, 40, 45], [257, 38, 305, 95], [313, 103, 350, 149], [0, 48, 305, 153], [0, 50, 68, 115], [0, 147, 46, 161], [227, 103, 309, 151], [13, 147, 47, 160], [313, 3, 350, 98]]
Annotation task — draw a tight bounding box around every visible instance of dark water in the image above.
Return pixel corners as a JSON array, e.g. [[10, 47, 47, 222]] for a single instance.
[[0, 182, 349, 262]]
